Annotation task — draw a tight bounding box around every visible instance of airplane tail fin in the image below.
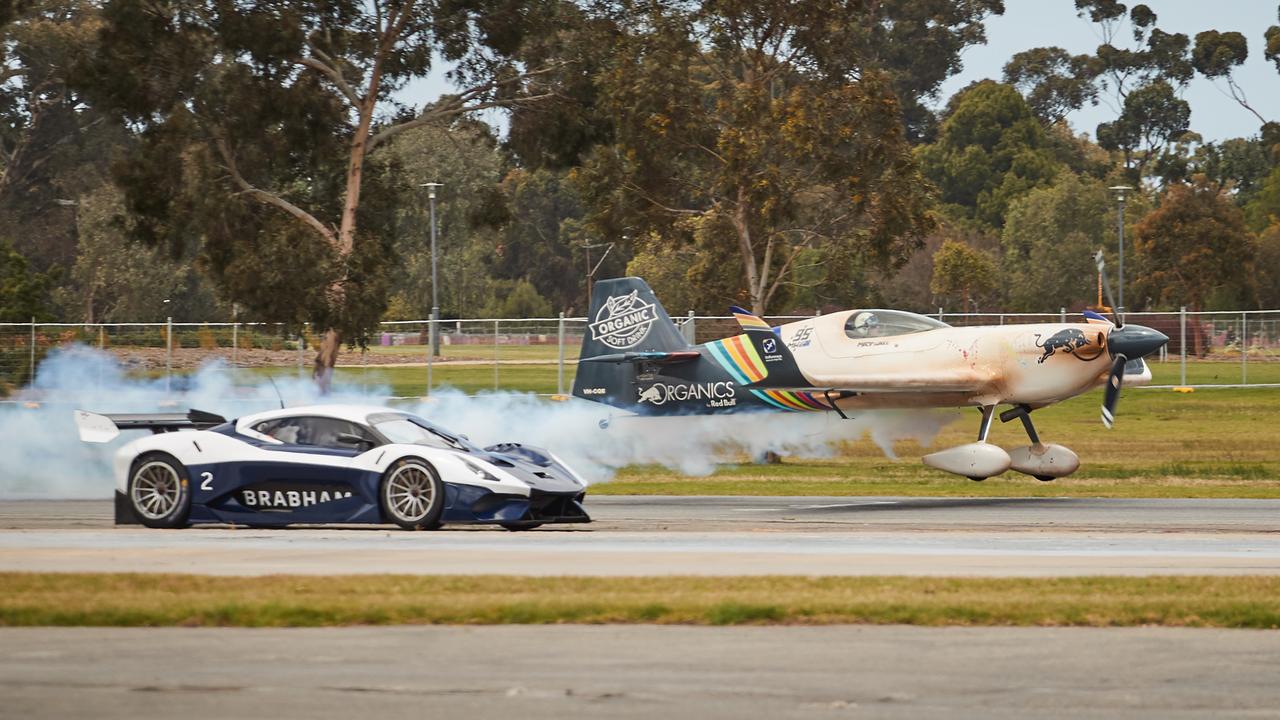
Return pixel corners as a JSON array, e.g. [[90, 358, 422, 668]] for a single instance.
[[720, 306, 809, 387], [572, 277, 692, 405]]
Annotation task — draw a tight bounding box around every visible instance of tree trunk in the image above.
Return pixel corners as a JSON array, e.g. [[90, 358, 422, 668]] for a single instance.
[[729, 188, 765, 314], [337, 96, 378, 255], [313, 328, 341, 394], [310, 9, 403, 393]]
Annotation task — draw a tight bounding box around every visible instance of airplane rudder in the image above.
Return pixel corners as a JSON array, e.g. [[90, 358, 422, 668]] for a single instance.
[[582, 276, 689, 354], [738, 322, 809, 387]]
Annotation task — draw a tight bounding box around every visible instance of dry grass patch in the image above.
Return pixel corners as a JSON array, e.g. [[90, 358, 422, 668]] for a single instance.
[[3, 573, 1280, 628]]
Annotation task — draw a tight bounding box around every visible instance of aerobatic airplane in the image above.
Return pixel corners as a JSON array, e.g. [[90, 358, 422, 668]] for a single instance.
[[572, 253, 1168, 481]]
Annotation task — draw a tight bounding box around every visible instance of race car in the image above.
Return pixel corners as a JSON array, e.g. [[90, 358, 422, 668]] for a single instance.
[[74, 404, 590, 530]]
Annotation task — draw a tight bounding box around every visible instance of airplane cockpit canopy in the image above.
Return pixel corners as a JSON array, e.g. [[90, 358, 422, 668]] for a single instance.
[[844, 310, 950, 339]]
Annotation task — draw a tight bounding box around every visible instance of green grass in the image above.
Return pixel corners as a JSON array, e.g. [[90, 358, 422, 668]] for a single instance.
[[235, 363, 572, 395], [594, 382, 1280, 497], [3, 573, 1280, 628], [365, 343, 579, 362], [1148, 359, 1280, 386]]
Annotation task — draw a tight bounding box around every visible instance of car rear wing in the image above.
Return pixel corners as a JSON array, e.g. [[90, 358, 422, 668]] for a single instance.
[[74, 409, 228, 443]]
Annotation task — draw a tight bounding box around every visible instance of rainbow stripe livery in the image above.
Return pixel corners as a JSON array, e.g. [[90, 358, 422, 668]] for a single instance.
[[749, 389, 831, 412], [706, 335, 767, 384]]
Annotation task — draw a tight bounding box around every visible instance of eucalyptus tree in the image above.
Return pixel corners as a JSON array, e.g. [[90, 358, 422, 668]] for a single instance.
[[79, 0, 561, 389], [1, 0, 127, 272], [572, 0, 936, 315], [1002, 47, 1100, 126]]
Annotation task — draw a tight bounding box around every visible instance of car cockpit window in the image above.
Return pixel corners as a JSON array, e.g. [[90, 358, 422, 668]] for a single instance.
[[844, 310, 949, 339], [370, 413, 477, 452], [253, 416, 375, 449]]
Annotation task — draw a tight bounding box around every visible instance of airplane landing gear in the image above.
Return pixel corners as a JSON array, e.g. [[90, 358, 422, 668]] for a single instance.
[[1000, 405, 1080, 481], [922, 405, 1012, 481], [923, 404, 1082, 482]]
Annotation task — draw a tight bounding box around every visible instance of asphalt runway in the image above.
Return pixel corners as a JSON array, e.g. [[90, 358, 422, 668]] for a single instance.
[[3, 496, 1280, 576], [4, 625, 1280, 719], [6, 500, 1280, 719]]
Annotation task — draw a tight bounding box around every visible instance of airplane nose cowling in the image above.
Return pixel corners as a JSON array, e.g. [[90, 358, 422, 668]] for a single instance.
[[1108, 324, 1169, 360]]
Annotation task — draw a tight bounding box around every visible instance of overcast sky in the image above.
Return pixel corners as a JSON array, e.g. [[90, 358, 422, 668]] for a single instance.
[[939, 1, 1280, 143]]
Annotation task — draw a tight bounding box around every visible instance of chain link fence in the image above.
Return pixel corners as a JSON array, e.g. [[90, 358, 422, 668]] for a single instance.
[[3, 308, 1280, 396]]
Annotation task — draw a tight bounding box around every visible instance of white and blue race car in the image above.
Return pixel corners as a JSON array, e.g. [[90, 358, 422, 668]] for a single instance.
[[74, 404, 590, 530]]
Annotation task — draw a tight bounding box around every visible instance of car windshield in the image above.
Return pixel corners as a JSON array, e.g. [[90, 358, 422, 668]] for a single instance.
[[844, 310, 949, 339], [369, 413, 479, 452]]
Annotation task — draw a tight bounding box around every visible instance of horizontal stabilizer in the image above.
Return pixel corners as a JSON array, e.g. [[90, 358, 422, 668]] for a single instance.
[[729, 306, 773, 333], [74, 409, 228, 443], [580, 350, 702, 365]]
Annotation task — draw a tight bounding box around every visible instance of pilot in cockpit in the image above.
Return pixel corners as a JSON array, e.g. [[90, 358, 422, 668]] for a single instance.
[[849, 311, 881, 338]]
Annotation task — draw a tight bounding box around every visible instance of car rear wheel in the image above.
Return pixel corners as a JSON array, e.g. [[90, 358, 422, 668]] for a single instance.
[[381, 458, 444, 530], [128, 453, 192, 529]]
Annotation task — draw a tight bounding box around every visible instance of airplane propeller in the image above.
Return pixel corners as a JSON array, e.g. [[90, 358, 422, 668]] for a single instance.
[[1091, 251, 1170, 428], [1101, 355, 1126, 428]]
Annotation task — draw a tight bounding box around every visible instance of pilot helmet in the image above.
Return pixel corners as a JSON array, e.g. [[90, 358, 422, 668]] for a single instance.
[[852, 311, 879, 334]]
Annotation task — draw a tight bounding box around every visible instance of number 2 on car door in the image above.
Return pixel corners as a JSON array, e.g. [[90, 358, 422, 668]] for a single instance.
[[199, 472, 213, 491]]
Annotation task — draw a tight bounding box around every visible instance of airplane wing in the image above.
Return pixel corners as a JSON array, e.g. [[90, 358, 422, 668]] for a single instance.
[[749, 376, 986, 418], [580, 350, 702, 364], [765, 378, 985, 394]]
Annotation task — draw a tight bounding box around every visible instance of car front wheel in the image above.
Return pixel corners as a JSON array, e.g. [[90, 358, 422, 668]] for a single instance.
[[127, 453, 192, 529], [380, 458, 444, 530]]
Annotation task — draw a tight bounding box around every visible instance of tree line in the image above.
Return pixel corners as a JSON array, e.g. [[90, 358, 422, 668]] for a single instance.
[[3, 0, 1280, 384]]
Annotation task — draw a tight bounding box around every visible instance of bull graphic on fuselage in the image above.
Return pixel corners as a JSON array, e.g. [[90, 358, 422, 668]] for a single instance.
[[1034, 329, 1102, 364], [637, 386, 663, 404]]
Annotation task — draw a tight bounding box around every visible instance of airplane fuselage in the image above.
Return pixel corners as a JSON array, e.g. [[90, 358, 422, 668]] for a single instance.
[[774, 311, 1124, 411]]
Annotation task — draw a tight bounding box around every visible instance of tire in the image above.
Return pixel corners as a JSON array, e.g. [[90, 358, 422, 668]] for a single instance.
[[127, 453, 192, 529], [380, 458, 445, 530], [500, 522, 544, 531]]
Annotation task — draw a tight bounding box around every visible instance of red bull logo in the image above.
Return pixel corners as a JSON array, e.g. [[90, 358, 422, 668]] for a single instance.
[[1034, 329, 1106, 363]]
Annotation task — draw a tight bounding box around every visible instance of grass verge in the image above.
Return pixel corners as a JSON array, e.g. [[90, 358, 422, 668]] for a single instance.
[[3, 573, 1280, 628], [594, 384, 1280, 497]]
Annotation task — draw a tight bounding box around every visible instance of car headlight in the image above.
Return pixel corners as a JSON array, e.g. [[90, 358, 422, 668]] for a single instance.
[[460, 458, 500, 482]]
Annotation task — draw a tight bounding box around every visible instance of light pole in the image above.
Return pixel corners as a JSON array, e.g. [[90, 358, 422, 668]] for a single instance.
[[420, 182, 444, 357], [580, 240, 614, 313], [162, 298, 172, 394], [1109, 185, 1133, 314]]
